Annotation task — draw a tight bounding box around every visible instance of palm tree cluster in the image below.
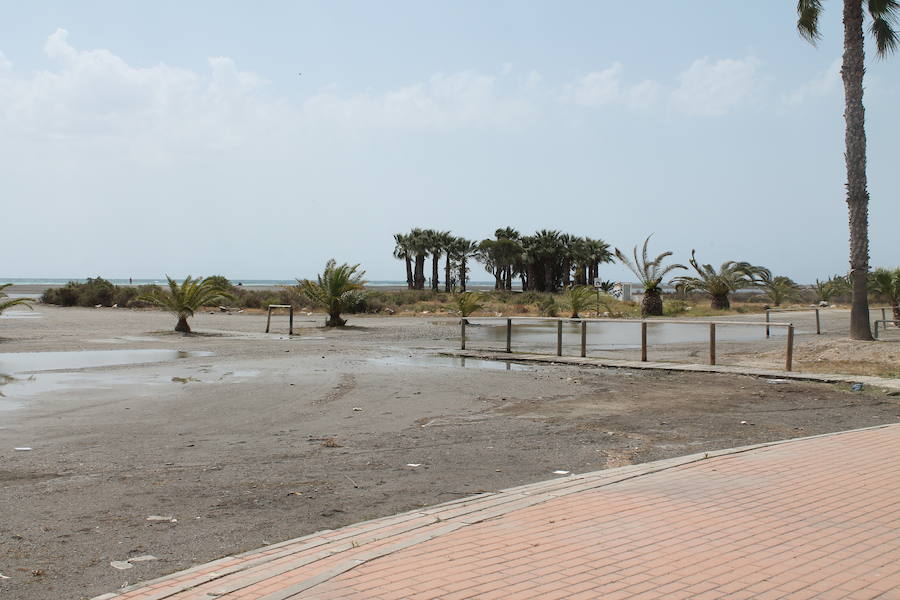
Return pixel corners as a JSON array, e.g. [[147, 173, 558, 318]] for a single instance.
[[814, 274, 852, 303], [393, 228, 613, 293], [869, 267, 900, 322]]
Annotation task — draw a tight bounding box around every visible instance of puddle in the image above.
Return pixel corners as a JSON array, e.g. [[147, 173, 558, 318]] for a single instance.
[[0, 349, 215, 373], [466, 320, 797, 352], [370, 355, 531, 371], [0, 311, 42, 319], [0, 372, 173, 401], [90, 336, 163, 344]]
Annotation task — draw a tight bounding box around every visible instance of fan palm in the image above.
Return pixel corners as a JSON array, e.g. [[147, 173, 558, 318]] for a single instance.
[[674, 251, 765, 310], [614, 235, 686, 317], [393, 233, 414, 289], [451, 237, 479, 292], [298, 259, 367, 327], [796, 0, 898, 339], [0, 283, 35, 314], [869, 267, 900, 322], [139, 276, 235, 333]]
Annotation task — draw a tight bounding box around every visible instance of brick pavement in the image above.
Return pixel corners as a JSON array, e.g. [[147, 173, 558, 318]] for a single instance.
[[94, 424, 900, 600]]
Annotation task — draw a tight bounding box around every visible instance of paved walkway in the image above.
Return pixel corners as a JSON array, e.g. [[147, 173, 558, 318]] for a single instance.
[[95, 424, 900, 600], [448, 350, 900, 392]]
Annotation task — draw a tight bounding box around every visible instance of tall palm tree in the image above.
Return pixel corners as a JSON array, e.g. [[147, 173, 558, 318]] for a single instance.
[[298, 259, 367, 327], [139, 276, 235, 333], [796, 0, 898, 339], [407, 228, 430, 290], [614, 235, 686, 317], [673, 251, 765, 310], [0, 283, 35, 314], [869, 267, 900, 322], [393, 233, 414, 289], [451, 237, 480, 292], [426, 229, 450, 291]]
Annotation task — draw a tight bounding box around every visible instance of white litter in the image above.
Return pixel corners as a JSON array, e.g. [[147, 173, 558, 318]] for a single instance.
[[405, 463, 421, 467], [352, 407, 363, 411], [0, 573, 10, 579], [765, 379, 789, 384], [553, 470, 570, 475], [128, 555, 158, 563], [146, 515, 177, 523], [14, 447, 32, 451], [110, 561, 133, 570]]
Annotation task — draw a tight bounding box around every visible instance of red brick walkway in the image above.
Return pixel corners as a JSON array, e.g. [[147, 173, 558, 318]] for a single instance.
[[95, 424, 900, 600]]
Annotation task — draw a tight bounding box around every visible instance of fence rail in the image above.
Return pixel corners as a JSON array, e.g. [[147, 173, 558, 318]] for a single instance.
[[460, 316, 796, 371]]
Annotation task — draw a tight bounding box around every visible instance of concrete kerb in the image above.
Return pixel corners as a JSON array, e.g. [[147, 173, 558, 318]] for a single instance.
[[92, 423, 898, 600], [443, 349, 900, 392]]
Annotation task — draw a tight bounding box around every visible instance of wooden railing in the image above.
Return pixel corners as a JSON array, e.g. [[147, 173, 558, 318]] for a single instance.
[[460, 316, 796, 371]]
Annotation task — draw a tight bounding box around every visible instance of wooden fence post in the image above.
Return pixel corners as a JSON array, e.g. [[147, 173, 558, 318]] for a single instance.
[[289, 306, 294, 336], [265, 306, 272, 333], [815, 309, 820, 335], [765, 309, 770, 338], [460, 319, 466, 350], [506, 318, 512, 353], [640, 322, 648, 362], [556, 319, 563, 357], [785, 325, 794, 371], [580, 321, 587, 358], [709, 323, 716, 366]]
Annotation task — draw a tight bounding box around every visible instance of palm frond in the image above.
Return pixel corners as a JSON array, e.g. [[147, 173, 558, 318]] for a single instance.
[[797, 0, 824, 44], [868, 0, 900, 56]]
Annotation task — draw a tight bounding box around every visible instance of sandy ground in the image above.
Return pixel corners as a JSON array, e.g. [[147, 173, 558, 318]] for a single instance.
[[2, 305, 899, 600]]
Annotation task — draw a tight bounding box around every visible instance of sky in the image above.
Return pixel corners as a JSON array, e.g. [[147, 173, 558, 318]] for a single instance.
[[2, 1, 898, 283]]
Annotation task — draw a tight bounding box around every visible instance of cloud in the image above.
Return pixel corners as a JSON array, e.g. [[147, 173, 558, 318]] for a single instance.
[[562, 63, 661, 109], [670, 56, 763, 116], [782, 57, 841, 106]]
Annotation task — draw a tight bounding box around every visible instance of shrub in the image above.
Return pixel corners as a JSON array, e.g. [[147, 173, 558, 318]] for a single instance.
[[538, 296, 558, 317]]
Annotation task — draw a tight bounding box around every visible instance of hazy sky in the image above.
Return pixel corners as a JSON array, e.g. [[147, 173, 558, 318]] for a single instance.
[[2, 1, 898, 283]]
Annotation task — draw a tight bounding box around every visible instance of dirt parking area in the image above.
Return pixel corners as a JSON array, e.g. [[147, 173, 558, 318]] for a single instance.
[[1, 306, 899, 599]]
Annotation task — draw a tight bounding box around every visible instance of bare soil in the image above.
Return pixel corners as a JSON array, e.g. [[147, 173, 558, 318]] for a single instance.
[[1, 306, 899, 599]]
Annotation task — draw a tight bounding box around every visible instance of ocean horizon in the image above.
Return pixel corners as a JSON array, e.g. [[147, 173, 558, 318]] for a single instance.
[[1, 277, 499, 288]]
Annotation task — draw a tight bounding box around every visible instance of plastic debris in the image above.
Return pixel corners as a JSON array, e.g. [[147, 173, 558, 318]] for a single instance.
[[553, 470, 570, 475], [146, 515, 177, 523], [851, 383, 864, 392], [352, 407, 363, 411], [0, 573, 9, 579], [14, 447, 32, 451], [405, 463, 421, 467], [766, 379, 789, 384], [110, 561, 133, 570], [128, 555, 158, 563]]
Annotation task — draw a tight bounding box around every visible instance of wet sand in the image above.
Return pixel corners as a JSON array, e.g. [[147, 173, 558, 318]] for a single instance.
[[1, 305, 898, 599]]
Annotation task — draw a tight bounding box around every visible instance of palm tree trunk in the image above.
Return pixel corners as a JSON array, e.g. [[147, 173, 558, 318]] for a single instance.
[[892, 302, 900, 325], [444, 255, 452, 292], [641, 288, 663, 317], [842, 0, 874, 340], [414, 255, 425, 290], [431, 255, 440, 291], [175, 315, 191, 333], [711, 294, 730, 310], [326, 311, 346, 327], [405, 256, 413, 289], [459, 258, 467, 292]]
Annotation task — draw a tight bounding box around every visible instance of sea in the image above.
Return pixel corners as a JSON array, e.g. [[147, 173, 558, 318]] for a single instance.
[[1, 278, 497, 288]]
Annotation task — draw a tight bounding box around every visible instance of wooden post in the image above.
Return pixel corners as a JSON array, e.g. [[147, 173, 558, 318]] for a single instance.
[[708, 323, 716, 366], [506, 318, 512, 353], [640, 321, 648, 362], [875, 320, 880, 339], [883, 308, 887, 322], [288, 306, 294, 336], [460, 319, 466, 350], [765, 309, 770, 338], [785, 325, 794, 372], [265, 306, 272, 333], [815, 308, 820, 335], [580, 320, 587, 358], [556, 319, 563, 357]]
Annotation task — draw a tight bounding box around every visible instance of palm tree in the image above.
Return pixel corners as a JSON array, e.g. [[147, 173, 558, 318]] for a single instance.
[[796, 1, 897, 340], [393, 233, 414, 289], [139, 276, 235, 333], [566, 286, 594, 319], [757, 271, 801, 307], [869, 267, 900, 322], [407, 228, 430, 290], [0, 283, 35, 314], [614, 235, 686, 317], [426, 229, 451, 291], [298, 259, 367, 327], [451, 237, 479, 292], [674, 251, 765, 310], [455, 291, 484, 320]]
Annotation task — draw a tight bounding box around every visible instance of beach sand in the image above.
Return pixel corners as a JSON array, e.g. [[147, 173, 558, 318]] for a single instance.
[[1, 305, 898, 599]]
